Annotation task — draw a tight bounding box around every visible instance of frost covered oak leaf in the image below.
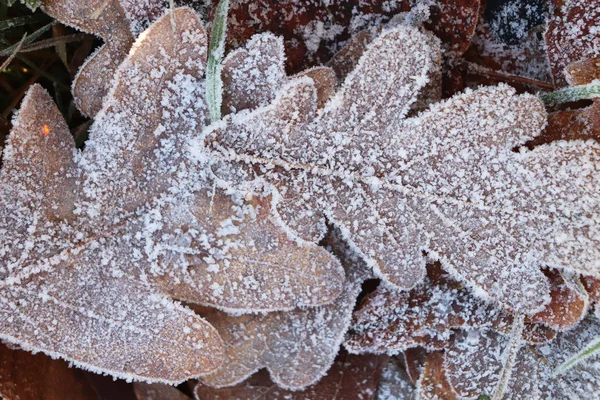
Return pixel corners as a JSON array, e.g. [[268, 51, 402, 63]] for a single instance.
[[40, 0, 165, 116], [206, 23, 600, 314], [196, 230, 371, 390], [0, 8, 344, 383]]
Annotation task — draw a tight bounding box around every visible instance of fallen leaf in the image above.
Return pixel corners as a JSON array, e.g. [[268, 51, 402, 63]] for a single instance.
[[417, 351, 456, 400], [197, 230, 370, 390], [194, 351, 388, 399], [376, 357, 416, 400], [40, 0, 164, 116], [134, 382, 191, 400], [0, 8, 343, 383], [545, 0, 600, 87], [344, 263, 558, 355], [0, 342, 97, 400], [211, 0, 479, 73], [464, 1, 553, 84], [444, 316, 600, 399], [206, 22, 600, 315]]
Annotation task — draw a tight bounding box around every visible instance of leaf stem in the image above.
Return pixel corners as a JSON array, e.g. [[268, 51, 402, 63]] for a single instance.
[[491, 314, 525, 400], [540, 80, 600, 106], [206, 0, 229, 123]]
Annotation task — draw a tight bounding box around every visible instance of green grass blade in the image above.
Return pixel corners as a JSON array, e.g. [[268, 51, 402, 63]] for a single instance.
[[206, 0, 229, 123], [0, 20, 55, 57], [555, 335, 600, 376], [540, 80, 600, 106], [0, 13, 48, 31]]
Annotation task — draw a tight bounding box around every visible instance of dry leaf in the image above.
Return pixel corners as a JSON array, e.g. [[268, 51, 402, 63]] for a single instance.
[[40, 0, 164, 116], [444, 317, 600, 399], [545, 0, 600, 87], [565, 57, 600, 86], [0, 342, 97, 400], [197, 230, 370, 390], [417, 351, 456, 400], [0, 8, 343, 383], [206, 22, 600, 315], [213, 0, 479, 74], [134, 382, 191, 400], [344, 263, 559, 355], [194, 351, 388, 400], [464, 3, 553, 84], [376, 358, 416, 400]]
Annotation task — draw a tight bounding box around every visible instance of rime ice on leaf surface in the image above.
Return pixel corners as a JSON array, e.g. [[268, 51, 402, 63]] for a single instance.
[[195, 352, 388, 400], [0, 8, 343, 383], [221, 33, 287, 114], [40, 0, 164, 116], [0, 342, 97, 400], [197, 232, 370, 390], [444, 317, 600, 399], [207, 21, 600, 314], [345, 263, 559, 356], [545, 0, 600, 87]]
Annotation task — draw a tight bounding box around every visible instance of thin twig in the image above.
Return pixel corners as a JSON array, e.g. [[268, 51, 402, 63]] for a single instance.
[[16, 33, 90, 53], [0, 31, 26, 71]]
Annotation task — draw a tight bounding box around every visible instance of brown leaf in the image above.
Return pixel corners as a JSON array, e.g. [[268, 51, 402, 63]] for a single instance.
[[207, 21, 600, 315], [545, 0, 600, 87], [566, 57, 600, 86], [526, 101, 600, 147], [444, 317, 600, 399], [1, 8, 343, 383], [194, 351, 388, 400], [40, 0, 164, 116], [376, 357, 416, 399], [197, 231, 369, 390], [527, 269, 589, 331], [134, 383, 191, 400], [344, 263, 555, 355], [0, 342, 97, 400], [417, 351, 456, 400], [212, 0, 479, 73]]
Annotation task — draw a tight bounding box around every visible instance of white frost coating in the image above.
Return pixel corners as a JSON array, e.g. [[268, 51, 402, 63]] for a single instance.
[[199, 230, 371, 390], [207, 22, 600, 315], [445, 317, 600, 399], [0, 8, 344, 384]]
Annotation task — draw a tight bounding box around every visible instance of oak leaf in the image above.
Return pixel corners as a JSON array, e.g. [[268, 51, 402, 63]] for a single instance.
[[194, 351, 388, 400], [344, 263, 564, 356], [40, 0, 164, 116], [444, 316, 600, 399], [196, 230, 370, 390], [206, 23, 600, 314], [0, 7, 343, 383], [545, 0, 600, 87]]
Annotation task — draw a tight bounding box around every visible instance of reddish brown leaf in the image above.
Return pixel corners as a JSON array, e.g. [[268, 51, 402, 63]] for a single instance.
[[0, 342, 97, 400], [566, 57, 600, 86], [528, 269, 590, 330], [545, 0, 600, 86], [134, 383, 191, 400], [213, 0, 479, 73], [417, 351, 457, 400]]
